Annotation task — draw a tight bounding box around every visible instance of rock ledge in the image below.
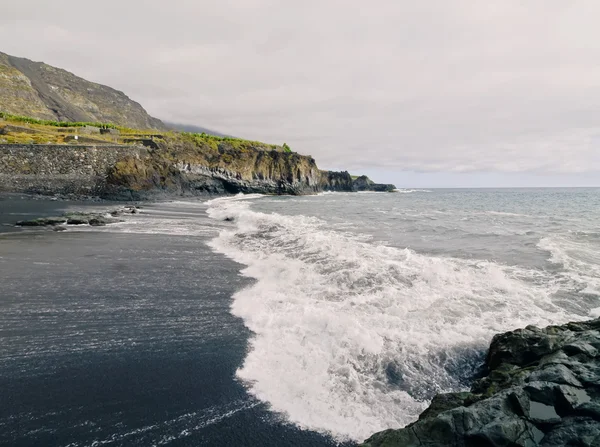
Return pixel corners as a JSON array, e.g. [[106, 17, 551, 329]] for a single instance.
[[362, 319, 600, 447]]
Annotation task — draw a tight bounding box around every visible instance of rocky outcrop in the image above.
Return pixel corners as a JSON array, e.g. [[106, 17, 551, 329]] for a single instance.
[[320, 170, 354, 191], [102, 134, 325, 199], [352, 175, 396, 192], [15, 206, 139, 228], [362, 319, 600, 447], [101, 134, 397, 199], [320, 172, 396, 192], [0, 52, 165, 129]]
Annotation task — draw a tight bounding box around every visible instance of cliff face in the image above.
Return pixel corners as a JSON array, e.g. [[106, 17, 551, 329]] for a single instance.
[[0, 138, 337, 199], [104, 135, 324, 199], [0, 140, 397, 200], [320, 170, 354, 191], [0, 52, 165, 130], [362, 318, 600, 447]]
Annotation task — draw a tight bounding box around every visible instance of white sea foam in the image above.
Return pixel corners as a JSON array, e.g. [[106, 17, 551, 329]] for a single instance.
[[538, 235, 600, 295], [484, 210, 534, 218], [394, 189, 433, 193], [206, 197, 586, 441]]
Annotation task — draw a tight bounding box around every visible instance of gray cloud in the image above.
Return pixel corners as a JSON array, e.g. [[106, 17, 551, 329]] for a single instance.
[[2, 1, 600, 181]]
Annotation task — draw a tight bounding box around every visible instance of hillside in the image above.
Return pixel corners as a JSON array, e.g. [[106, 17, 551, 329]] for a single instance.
[[163, 121, 229, 137], [0, 51, 396, 198], [0, 52, 165, 130]]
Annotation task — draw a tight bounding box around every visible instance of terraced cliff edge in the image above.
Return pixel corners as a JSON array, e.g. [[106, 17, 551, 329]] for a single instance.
[[362, 318, 600, 447], [0, 128, 395, 198]]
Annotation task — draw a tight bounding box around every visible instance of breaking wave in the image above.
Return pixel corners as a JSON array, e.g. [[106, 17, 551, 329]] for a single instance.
[[205, 196, 590, 441], [394, 189, 432, 193]]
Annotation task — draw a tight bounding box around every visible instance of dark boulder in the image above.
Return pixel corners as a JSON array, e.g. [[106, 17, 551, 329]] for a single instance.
[[361, 319, 600, 447]]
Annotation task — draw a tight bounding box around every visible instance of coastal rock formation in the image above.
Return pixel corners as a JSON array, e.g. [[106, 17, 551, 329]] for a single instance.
[[352, 175, 396, 192], [362, 319, 600, 447], [15, 206, 139, 227], [102, 134, 325, 199], [0, 141, 396, 199], [0, 52, 165, 130], [319, 172, 396, 192], [320, 170, 354, 191]]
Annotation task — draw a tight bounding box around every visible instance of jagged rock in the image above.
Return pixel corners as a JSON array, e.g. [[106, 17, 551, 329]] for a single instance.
[[15, 207, 132, 228], [361, 319, 600, 447], [16, 216, 67, 226], [352, 175, 396, 192], [66, 216, 89, 225], [88, 217, 107, 226], [528, 364, 583, 387], [417, 392, 473, 420]]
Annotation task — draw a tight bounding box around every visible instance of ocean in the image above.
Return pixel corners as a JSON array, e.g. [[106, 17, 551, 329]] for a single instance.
[[1, 188, 599, 446]]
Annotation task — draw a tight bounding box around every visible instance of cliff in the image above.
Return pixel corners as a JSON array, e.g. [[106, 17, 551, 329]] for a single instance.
[[0, 140, 386, 202], [0, 49, 397, 198], [0, 52, 165, 130], [362, 318, 600, 447], [0, 111, 396, 198], [103, 133, 324, 199]]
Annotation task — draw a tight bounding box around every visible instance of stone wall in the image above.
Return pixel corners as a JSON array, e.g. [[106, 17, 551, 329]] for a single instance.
[[0, 144, 146, 196]]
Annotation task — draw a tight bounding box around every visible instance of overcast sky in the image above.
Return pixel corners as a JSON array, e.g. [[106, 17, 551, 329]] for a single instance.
[[3, 1, 600, 187]]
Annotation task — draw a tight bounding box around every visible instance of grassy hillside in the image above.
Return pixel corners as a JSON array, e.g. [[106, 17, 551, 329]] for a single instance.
[[0, 112, 289, 153], [0, 51, 165, 129]]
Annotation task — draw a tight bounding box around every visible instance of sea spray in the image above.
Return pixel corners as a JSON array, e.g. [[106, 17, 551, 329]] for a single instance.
[[205, 195, 586, 441]]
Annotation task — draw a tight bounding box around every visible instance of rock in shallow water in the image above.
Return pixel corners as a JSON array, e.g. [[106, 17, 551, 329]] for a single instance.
[[15, 206, 136, 228], [361, 318, 600, 447]]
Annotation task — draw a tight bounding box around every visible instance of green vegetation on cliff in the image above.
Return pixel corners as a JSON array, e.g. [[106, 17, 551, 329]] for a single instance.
[[0, 112, 292, 153], [0, 112, 120, 129]]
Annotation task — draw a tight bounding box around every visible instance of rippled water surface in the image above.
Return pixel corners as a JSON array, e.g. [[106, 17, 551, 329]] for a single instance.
[[1, 188, 599, 445]]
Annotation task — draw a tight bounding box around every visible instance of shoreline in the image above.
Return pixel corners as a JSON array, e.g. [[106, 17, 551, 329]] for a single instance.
[[0, 196, 354, 447], [4, 192, 598, 445], [0, 193, 139, 233]]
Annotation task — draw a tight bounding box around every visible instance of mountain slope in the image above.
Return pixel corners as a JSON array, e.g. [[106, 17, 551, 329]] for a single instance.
[[163, 121, 229, 137], [0, 51, 165, 129]]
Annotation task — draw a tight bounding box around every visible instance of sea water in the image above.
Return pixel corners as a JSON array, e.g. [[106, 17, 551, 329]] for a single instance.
[[1, 188, 599, 445]]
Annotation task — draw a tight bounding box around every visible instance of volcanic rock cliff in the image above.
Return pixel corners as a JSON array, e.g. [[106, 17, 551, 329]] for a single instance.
[[362, 318, 600, 447], [0, 51, 165, 129], [0, 128, 396, 198], [103, 133, 324, 199], [103, 134, 395, 199]]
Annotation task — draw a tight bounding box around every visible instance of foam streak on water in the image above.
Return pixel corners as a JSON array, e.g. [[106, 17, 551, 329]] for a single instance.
[[205, 194, 596, 441]]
